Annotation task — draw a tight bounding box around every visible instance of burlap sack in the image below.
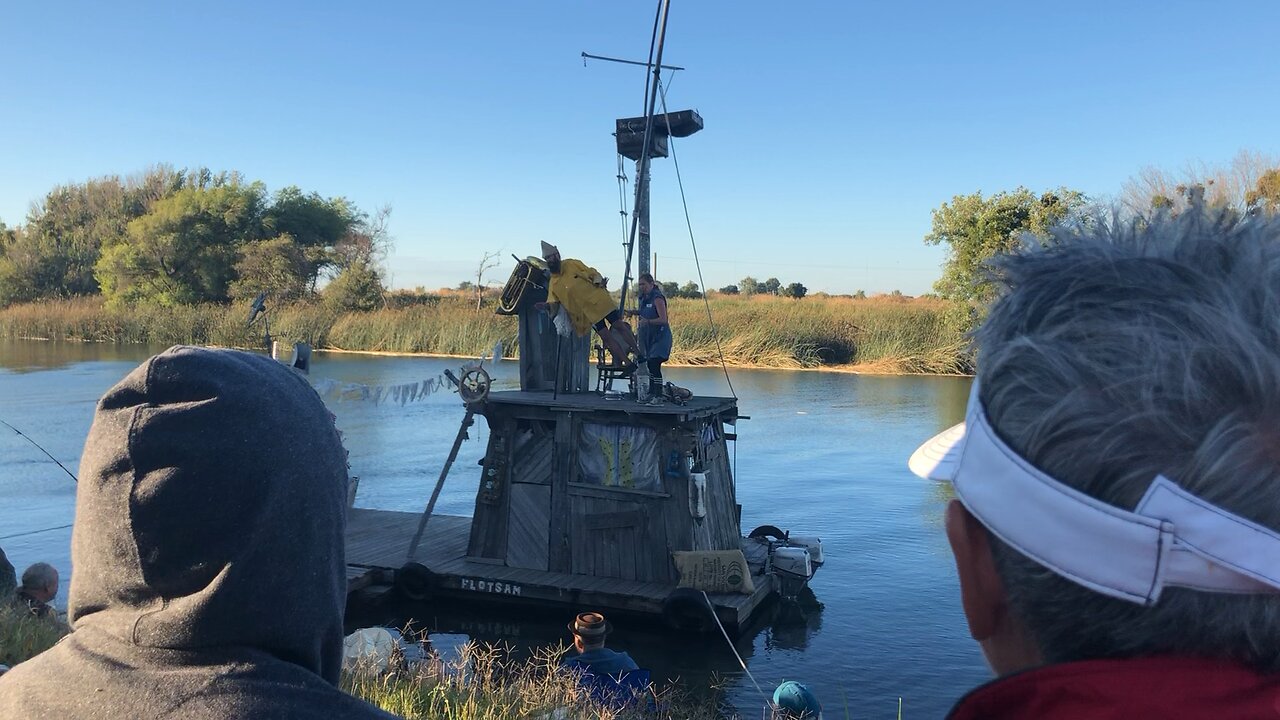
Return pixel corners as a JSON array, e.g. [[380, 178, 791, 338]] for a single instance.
[[671, 550, 756, 595]]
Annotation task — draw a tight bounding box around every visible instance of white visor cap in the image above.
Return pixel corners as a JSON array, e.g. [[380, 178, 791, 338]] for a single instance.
[[909, 381, 1280, 605]]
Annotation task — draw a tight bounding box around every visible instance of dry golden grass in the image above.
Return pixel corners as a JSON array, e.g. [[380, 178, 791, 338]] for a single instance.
[[342, 641, 723, 720], [0, 294, 974, 374]]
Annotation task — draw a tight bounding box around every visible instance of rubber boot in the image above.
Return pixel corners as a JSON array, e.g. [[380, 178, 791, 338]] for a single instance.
[[649, 377, 665, 404]]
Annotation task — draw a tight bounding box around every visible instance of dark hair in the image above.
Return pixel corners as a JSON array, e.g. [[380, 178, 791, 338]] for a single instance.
[[638, 273, 655, 284]]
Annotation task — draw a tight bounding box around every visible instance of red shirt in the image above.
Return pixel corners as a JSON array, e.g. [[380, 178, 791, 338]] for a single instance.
[[947, 656, 1280, 719]]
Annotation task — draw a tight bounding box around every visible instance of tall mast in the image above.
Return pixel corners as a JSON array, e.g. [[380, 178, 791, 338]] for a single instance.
[[601, 1, 702, 309], [618, 0, 671, 310]]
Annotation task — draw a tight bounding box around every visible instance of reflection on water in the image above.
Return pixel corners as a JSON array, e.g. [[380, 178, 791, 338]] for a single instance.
[[0, 340, 987, 718], [346, 595, 807, 698], [0, 338, 170, 374]]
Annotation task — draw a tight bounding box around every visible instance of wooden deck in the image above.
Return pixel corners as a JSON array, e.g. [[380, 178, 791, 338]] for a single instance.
[[483, 390, 738, 421], [345, 507, 776, 630]]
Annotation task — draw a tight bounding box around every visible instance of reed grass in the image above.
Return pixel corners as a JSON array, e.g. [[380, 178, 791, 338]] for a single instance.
[[0, 294, 974, 375], [342, 641, 724, 720], [0, 605, 68, 669], [0, 618, 722, 718]]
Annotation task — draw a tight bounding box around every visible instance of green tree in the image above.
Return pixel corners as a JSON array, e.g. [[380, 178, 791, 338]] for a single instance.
[[0, 174, 168, 304], [97, 182, 266, 305], [323, 260, 385, 311], [262, 186, 359, 288], [679, 281, 702, 299], [762, 277, 781, 295], [228, 235, 311, 303], [924, 187, 1086, 302], [718, 284, 739, 295], [739, 277, 760, 295], [659, 280, 681, 298], [781, 282, 807, 299]]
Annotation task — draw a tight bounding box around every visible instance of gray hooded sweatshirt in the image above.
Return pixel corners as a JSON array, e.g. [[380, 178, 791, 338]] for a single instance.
[[0, 346, 397, 718]]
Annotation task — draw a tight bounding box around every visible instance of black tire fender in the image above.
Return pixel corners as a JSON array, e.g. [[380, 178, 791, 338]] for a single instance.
[[747, 524, 787, 542], [662, 587, 714, 633], [395, 562, 436, 601]]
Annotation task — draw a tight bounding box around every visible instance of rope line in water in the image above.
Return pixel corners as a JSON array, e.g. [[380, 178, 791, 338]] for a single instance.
[[701, 590, 775, 710]]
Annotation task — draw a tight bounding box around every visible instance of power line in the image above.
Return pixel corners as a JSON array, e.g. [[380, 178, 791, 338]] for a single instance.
[[655, 255, 939, 272]]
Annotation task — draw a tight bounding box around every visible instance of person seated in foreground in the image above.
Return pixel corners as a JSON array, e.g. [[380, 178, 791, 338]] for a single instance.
[[0, 547, 15, 603], [771, 680, 822, 719], [908, 205, 1280, 718], [0, 346, 396, 719], [535, 242, 643, 369], [13, 563, 58, 620], [563, 611, 638, 676]]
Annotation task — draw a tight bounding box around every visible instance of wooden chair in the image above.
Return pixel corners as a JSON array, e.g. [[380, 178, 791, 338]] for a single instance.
[[595, 344, 631, 393]]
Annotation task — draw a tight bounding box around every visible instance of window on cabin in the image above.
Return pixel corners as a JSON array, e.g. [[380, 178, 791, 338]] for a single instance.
[[576, 422, 661, 492]]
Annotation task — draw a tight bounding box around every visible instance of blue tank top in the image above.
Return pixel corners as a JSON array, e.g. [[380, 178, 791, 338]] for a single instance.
[[637, 288, 672, 360]]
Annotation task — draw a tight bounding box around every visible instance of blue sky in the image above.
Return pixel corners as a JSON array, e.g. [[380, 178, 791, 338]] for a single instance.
[[1, 0, 1277, 296]]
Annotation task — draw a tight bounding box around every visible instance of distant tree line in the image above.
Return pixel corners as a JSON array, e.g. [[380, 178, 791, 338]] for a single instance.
[[0, 166, 392, 311], [925, 150, 1280, 305], [717, 277, 807, 299]]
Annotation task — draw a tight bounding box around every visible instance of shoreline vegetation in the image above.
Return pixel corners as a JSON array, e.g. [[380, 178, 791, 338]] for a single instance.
[[0, 609, 723, 718], [0, 294, 974, 376]]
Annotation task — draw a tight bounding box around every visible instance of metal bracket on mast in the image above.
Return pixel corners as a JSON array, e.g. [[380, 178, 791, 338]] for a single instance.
[[581, 52, 685, 71]]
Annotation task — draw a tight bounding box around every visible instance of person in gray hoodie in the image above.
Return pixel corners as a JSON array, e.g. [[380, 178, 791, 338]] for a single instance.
[[0, 346, 397, 719]]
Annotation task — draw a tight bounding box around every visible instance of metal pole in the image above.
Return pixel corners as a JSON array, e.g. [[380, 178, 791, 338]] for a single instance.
[[406, 409, 476, 562], [618, 0, 672, 312], [580, 52, 684, 71], [638, 160, 651, 277]]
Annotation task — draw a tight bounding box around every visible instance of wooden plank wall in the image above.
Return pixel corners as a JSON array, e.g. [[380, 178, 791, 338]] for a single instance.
[[568, 491, 670, 582], [505, 418, 555, 570], [701, 418, 742, 550], [517, 306, 590, 393], [506, 482, 551, 570], [466, 417, 512, 560], [548, 414, 574, 572]]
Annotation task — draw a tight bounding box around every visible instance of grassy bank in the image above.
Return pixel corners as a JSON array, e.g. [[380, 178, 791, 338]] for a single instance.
[[1, 612, 722, 718], [343, 642, 723, 719], [0, 605, 67, 669], [0, 294, 973, 375]]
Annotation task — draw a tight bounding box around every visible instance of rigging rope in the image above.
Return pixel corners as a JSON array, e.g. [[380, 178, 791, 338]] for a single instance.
[[0, 524, 73, 542], [616, 153, 631, 269], [701, 590, 776, 711], [0, 418, 78, 484], [311, 342, 501, 406], [656, 79, 737, 400]]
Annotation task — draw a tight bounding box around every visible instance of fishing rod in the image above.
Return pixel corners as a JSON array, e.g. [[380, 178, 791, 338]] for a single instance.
[[0, 418, 78, 484]]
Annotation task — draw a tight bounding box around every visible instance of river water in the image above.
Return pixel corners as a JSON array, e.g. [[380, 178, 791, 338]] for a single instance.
[[0, 338, 986, 717]]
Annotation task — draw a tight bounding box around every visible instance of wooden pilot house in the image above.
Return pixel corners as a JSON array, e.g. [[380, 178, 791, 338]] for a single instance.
[[343, 41, 822, 630]]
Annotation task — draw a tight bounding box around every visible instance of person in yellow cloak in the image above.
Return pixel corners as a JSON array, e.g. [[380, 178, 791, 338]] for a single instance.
[[535, 241, 642, 368]]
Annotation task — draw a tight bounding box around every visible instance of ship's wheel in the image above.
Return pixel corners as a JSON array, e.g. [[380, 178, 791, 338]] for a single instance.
[[458, 367, 491, 403]]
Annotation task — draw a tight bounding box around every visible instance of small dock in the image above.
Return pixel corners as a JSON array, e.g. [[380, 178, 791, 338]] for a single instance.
[[345, 507, 778, 630]]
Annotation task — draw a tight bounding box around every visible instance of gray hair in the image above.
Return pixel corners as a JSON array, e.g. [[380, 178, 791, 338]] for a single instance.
[[21, 562, 58, 592], [975, 205, 1280, 670]]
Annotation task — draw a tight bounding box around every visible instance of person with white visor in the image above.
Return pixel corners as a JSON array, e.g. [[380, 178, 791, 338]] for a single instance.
[[909, 201, 1280, 719]]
